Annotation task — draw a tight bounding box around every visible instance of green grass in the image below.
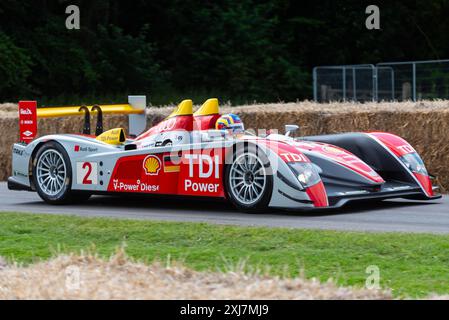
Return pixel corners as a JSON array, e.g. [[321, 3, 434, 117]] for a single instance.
[[0, 212, 449, 298]]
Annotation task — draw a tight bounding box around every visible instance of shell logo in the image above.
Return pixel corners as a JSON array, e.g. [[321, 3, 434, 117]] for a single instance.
[[143, 155, 161, 175]]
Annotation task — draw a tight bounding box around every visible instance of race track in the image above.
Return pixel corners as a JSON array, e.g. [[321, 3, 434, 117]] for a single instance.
[[1, 182, 449, 234]]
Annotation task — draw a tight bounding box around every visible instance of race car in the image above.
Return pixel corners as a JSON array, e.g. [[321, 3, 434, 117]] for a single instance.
[[8, 96, 441, 213]]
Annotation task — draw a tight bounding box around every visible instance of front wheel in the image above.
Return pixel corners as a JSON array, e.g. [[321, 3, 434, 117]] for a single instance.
[[224, 146, 273, 213], [32, 141, 90, 204]]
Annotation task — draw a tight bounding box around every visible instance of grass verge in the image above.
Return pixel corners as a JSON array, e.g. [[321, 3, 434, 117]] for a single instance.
[[0, 212, 448, 298]]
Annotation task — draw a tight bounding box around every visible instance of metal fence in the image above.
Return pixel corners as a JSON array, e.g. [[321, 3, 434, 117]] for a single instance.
[[313, 59, 449, 102], [313, 65, 377, 102]]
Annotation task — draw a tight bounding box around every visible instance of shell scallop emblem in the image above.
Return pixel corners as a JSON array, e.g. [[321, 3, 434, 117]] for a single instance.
[[143, 155, 161, 175]]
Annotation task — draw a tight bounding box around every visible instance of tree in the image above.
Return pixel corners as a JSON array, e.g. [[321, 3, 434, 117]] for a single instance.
[[0, 31, 32, 100]]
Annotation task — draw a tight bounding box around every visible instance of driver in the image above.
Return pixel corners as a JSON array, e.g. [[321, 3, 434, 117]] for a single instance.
[[215, 114, 245, 134]]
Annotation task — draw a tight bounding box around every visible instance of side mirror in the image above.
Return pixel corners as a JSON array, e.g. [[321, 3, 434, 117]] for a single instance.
[[285, 125, 300, 137]]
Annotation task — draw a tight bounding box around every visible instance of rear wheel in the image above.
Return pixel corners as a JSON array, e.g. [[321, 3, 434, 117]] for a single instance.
[[224, 145, 273, 213], [32, 142, 91, 204]]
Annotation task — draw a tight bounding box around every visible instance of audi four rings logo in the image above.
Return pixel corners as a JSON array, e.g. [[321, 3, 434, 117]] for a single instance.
[[160, 118, 176, 131], [398, 145, 415, 154]]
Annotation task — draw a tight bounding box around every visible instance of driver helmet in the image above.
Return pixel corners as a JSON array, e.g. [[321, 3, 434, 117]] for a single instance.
[[215, 114, 245, 134]]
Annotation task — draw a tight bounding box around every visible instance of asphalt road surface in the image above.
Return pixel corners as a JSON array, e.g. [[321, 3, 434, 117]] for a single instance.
[[1, 183, 449, 234]]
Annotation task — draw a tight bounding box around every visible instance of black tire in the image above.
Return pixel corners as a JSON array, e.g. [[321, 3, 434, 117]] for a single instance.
[[224, 144, 273, 213], [32, 141, 91, 204], [71, 192, 92, 203]]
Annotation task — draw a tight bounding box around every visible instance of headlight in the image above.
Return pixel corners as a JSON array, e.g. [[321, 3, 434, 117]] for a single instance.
[[400, 153, 428, 175], [289, 162, 321, 188]]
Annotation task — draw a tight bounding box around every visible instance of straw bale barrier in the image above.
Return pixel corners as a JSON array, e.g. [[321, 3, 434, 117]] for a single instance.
[[1, 101, 448, 191], [0, 250, 391, 299]]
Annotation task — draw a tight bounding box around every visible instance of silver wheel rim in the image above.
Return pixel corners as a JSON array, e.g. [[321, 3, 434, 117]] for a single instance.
[[230, 153, 266, 205], [36, 149, 67, 196]]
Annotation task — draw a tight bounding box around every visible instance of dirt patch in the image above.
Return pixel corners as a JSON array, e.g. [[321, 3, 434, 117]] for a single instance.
[[0, 251, 391, 300]]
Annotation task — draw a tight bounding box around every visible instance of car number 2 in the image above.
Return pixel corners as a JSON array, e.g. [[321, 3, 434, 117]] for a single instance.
[[76, 162, 98, 185]]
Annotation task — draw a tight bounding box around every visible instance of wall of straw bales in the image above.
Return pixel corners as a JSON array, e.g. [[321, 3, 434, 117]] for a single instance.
[[0, 251, 392, 299], [1, 101, 448, 191], [231, 102, 449, 192]]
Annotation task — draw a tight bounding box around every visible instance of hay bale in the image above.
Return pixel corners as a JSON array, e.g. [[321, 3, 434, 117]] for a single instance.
[[1, 101, 448, 191], [0, 256, 7, 270], [0, 251, 392, 300]]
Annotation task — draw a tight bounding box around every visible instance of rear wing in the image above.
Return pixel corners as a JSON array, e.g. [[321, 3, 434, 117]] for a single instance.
[[18, 95, 147, 143]]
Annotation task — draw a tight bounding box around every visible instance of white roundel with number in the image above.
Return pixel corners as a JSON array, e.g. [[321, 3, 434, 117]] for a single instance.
[[76, 162, 98, 185]]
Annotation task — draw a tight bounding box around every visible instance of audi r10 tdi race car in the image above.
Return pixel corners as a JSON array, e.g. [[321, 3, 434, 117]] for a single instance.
[[9, 96, 441, 213]]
